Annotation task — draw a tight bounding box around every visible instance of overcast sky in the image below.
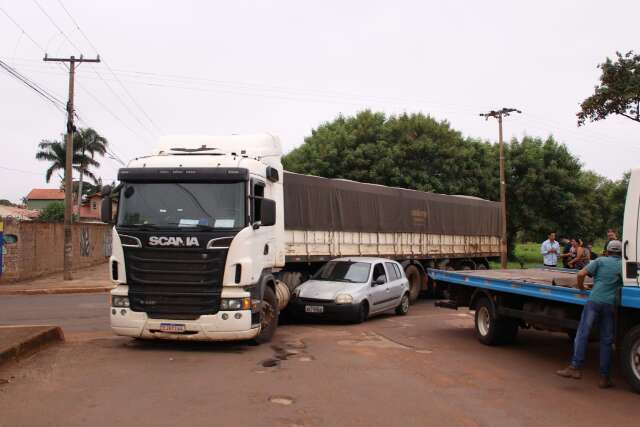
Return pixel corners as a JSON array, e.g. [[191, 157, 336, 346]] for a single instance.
[[1, 0, 638, 203]]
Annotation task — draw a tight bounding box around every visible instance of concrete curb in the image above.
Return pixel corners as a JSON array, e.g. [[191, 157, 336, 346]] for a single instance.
[[0, 326, 65, 366], [0, 286, 114, 296]]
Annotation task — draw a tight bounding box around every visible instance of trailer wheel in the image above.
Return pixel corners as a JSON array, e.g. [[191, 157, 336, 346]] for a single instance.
[[404, 264, 422, 303], [280, 271, 303, 293], [621, 325, 640, 394], [253, 286, 279, 345]]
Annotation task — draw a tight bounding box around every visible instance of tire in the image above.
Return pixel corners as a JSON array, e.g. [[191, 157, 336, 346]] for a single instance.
[[353, 301, 369, 324], [253, 286, 279, 345], [395, 293, 410, 316], [620, 325, 640, 394], [404, 264, 422, 303], [474, 297, 518, 346], [280, 271, 303, 293]]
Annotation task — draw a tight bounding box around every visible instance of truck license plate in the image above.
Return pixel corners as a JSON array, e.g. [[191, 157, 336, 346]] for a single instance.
[[305, 305, 324, 313], [159, 323, 186, 333]]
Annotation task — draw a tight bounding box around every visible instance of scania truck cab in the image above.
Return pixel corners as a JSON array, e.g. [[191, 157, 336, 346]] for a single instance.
[[102, 134, 285, 343]]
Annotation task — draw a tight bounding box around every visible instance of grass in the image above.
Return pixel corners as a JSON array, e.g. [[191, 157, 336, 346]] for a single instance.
[[488, 241, 606, 270]]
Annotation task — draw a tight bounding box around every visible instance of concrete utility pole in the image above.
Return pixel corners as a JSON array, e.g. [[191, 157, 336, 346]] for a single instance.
[[43, 54, 100, 280], [479, 107, 521, 269]]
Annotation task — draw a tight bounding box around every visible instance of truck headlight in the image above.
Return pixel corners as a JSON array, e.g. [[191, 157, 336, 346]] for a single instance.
[[112, 296, 130, 307], [220, 297, 251, 311], [335, 294, 353, 304]]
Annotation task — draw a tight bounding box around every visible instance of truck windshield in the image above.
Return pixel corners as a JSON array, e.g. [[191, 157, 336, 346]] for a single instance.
[[117, 182, 245, 229], [312, 261, 371, 283]]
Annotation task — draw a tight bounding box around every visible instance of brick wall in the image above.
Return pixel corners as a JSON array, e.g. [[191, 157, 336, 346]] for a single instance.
[[0, 218, 112, 283]]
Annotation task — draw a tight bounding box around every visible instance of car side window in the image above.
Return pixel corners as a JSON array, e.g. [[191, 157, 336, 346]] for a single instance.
[[372, 263, 387, 284], [385, 262, 399, 281], [392, 264, 403, 279]]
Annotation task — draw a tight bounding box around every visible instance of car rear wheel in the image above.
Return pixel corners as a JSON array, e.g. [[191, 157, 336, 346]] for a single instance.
[[395, 293, 410, 316]]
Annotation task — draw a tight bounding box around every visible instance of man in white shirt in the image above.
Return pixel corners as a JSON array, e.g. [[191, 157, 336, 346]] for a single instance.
[[541, 231, 560, 267]]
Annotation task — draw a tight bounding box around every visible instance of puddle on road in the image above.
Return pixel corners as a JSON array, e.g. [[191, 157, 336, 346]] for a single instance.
[[269, 395, 295, 406]]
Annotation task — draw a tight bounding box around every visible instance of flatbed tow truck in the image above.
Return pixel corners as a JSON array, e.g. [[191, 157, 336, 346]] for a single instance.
[[429, 167, 640, 393]]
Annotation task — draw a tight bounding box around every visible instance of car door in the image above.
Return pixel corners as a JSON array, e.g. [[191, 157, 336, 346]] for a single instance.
[[385, 262, 404, 303], [369, 263, 391, 313]]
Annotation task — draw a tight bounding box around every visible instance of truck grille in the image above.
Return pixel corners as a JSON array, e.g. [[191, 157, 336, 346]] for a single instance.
[[124, 247, 227, 316]]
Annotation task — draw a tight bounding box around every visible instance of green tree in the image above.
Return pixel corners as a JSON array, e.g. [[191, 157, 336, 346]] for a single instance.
[[73, 128, 109, 209], [578, 51, 640, 125], [283, 111, 625, 256], [35, 139, 99, 183], [37, 201, 65, 222]]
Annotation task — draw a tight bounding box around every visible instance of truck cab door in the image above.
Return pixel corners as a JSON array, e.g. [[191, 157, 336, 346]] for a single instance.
[[623, 169, 640, 286]]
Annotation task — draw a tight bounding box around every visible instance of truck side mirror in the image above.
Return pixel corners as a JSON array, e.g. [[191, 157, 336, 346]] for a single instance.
[[101, 197, 113, 224], [261, 198, 276, 227]]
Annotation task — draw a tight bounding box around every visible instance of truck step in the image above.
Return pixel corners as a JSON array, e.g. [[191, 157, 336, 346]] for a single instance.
[[435, 300, 459, 310]]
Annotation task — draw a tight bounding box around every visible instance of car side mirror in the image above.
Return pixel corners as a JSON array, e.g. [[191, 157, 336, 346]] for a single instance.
[[372, 277, 385, 286], [261, 198, 276, 227], [100, 197, 113, 224]]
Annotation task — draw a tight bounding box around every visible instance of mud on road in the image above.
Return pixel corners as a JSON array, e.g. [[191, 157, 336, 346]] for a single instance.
[[0, 302, 638, 427]]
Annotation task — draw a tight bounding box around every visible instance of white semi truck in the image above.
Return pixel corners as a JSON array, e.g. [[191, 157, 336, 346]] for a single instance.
[[102, 134, 501, 343]]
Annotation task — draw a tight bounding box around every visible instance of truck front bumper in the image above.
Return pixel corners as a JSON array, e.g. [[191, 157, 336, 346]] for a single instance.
[[110, 308, 260, 341]]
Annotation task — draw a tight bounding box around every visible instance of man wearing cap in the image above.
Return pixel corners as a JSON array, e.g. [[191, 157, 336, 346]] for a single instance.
[[556, 240, 623, 388]]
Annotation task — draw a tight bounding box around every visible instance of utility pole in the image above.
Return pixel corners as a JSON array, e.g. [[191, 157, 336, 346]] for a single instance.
[[43, 54, 100, 280], [480, 107, 521, 269]]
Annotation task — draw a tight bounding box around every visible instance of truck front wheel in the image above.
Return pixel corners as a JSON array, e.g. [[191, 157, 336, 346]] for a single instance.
[[253, 286, 279, 344], [621, 325, 640, 393]]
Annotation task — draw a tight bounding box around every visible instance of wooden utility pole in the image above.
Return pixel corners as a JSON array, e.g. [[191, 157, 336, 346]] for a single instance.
[[480, 107, 521, 269], [43, 54, 100, 280]]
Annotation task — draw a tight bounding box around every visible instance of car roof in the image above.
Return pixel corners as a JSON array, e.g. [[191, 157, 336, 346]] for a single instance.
[[331, 257, 399, 264]]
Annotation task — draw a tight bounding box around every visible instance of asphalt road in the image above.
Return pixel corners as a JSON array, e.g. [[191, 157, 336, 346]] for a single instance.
[[0, 295, 638, 427], [0, 293, 109, 332]]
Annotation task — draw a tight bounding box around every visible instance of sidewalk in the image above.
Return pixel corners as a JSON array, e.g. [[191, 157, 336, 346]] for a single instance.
[[0, 325, 64, 366], [0, 263, 115, 295]]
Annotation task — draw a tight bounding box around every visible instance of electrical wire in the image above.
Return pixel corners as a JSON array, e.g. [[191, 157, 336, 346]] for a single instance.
[[56, 0, 163, 135]]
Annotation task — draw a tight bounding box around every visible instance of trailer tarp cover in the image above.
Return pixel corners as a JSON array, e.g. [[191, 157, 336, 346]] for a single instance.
[[283, 172, 501, 236]]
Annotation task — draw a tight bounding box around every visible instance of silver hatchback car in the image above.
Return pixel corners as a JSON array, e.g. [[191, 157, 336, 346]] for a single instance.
[[289, 257, 411, 323]]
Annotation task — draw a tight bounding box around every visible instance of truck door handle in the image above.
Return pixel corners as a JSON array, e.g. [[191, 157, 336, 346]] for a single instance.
[[624, 240, 629, 260]]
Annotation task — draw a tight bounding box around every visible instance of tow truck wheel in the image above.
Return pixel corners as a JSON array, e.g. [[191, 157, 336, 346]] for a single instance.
[[621, 325, 640, 394], [405, 265, 422, 303], [475, 298, 498, 345], [253, 287, 279, 345]]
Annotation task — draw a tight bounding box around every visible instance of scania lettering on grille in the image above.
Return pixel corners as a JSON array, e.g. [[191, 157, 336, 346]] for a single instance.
[[148, 236, 199, 247]]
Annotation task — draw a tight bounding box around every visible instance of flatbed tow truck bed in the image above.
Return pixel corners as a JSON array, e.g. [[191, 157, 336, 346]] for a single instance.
[[428, 267, 593, 306], [427, 267, 640, 393]]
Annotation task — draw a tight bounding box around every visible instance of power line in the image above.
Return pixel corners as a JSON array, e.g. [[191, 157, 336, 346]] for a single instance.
[[31, 0, 82, 53], [0, 58, 67, 115], [0, 6, 47, 52], [55, 0, 163, 135]]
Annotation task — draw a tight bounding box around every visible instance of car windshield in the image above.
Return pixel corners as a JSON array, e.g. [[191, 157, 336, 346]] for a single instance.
[[312, 261, 371, 283], [117, 182, 245, 229]]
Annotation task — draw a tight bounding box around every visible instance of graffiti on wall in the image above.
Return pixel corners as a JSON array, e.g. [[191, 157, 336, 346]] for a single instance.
[[80, 226, 90, 257], [0, 219, 3, 275], [104, 230, 112, 257]]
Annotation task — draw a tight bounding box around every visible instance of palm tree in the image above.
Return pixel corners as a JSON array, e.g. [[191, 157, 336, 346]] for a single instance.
[[35, 139, 99, 183], [73, 128, 108, 212]]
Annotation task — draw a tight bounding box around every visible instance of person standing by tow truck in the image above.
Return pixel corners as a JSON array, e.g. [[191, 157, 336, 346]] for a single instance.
[[541, 232, 560, 267], [556, 240, 623, 388]]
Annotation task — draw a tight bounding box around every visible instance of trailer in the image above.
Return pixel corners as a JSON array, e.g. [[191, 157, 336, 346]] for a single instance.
[[428, 169, 640, 393], [102, 134, 502, 343]]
